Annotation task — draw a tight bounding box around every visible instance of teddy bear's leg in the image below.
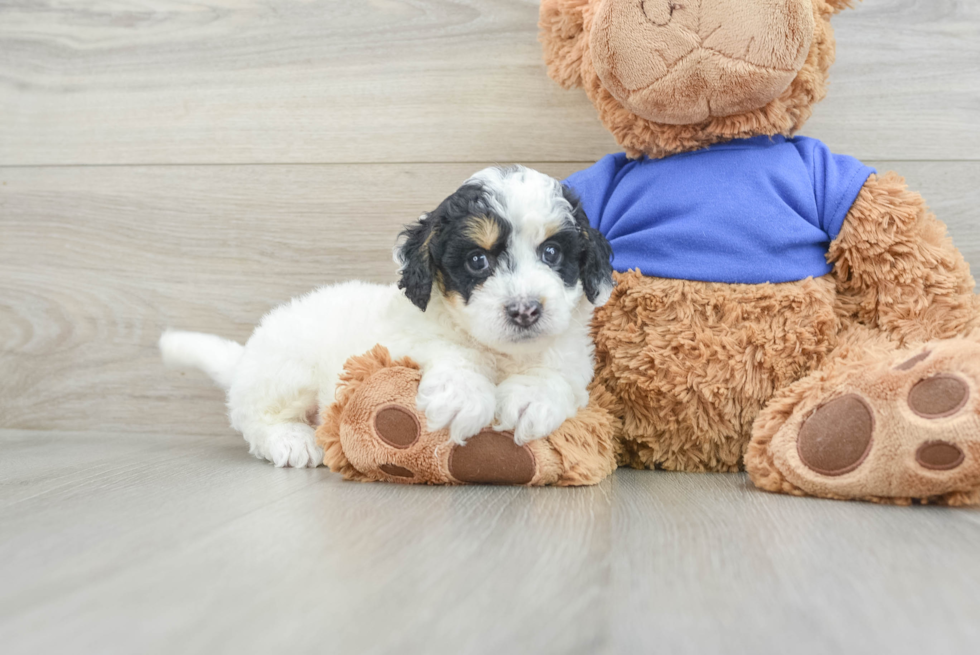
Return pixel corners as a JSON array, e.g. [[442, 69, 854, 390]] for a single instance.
[[747, 327, 980, 505], [315, 346, 617, 486], [591, 270, 840, 472], [747, 174, 980, 505]]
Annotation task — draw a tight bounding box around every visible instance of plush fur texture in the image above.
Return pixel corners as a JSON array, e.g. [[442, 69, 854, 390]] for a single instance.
[[589, 0, 815, 125], [317, 345, 619, 486], [537, 0, 980, 504], [747, 329, 980, 506], [161, 166, 613, 467], [593, 271, 840, 472], [829, 173, 980, 344], [586, 172, 980, 500], [541, 0, 844, 158]]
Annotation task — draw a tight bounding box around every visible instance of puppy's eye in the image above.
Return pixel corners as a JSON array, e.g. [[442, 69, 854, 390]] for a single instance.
[[465, 251, 490, 275], [541, 243, 563, 267]]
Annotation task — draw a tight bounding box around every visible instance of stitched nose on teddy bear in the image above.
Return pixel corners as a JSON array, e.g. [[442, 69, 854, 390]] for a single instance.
[[590, 0, 815, 125]]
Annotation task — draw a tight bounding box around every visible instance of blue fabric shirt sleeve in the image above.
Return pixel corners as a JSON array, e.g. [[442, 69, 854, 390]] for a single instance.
[[562, 153, 630, 231], [794, 137, 876, 241]]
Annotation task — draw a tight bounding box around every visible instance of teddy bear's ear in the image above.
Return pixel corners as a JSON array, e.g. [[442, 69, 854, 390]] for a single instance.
[[539, 0, 590, 89]]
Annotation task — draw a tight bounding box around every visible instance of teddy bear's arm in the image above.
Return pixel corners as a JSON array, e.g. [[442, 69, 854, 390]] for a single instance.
[[828, 172, 980, 346], [539, 0, 592, 89]]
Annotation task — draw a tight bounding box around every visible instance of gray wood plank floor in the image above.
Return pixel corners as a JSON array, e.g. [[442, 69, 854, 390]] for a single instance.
[[2, 429, 979, 655], [3, 1, 980, 652]]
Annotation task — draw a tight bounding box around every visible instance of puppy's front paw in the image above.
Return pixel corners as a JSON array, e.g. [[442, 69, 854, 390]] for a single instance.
[[260, 423, 323, 468], [416, 368, 496, 445], [495, 379, 576, 445]]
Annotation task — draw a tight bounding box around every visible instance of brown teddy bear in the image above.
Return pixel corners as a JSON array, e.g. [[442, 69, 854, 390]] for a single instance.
[[318, 0, 980, 505]]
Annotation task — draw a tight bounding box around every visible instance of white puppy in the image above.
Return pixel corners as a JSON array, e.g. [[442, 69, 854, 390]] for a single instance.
[[160, 166, 614, 467]]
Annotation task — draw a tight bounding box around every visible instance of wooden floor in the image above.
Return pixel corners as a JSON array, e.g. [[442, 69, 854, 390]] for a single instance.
[[2, 1, 980, 652], [2, 429, 979, 655]]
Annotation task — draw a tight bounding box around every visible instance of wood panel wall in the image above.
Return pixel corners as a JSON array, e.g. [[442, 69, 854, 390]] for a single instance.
[[2, 0, 979, 436]]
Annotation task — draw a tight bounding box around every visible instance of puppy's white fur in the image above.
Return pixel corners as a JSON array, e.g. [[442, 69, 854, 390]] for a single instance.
[[161, 166, 610, 467]]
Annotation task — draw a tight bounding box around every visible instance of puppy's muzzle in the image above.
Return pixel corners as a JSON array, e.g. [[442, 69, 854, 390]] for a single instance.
[[505, 299, 543, 329]]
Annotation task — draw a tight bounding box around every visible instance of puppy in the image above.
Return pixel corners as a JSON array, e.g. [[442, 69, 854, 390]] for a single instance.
[[160, 166, 614, 467]]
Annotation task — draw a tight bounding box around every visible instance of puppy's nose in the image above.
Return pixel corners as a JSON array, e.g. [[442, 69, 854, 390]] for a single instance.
[[505, 300, 543, 329]]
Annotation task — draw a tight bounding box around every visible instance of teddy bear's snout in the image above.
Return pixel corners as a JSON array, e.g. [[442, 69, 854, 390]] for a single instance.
[[590, 0, 816, 125]]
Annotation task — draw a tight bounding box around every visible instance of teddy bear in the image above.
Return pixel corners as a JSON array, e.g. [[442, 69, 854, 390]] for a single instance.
[[317, 0, 980, 505]]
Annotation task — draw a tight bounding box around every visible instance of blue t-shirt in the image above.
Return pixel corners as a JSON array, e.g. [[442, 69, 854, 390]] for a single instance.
[[563, 135, 875, 284]]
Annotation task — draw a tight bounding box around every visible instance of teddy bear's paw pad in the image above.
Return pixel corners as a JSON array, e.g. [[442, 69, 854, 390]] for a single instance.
[[908, 374, 969, 419], [374, 404, 421, 449], [448, 430, 536, 485], [916, 441, 966, 471], [379, 463, 416, 479], [797, 394, 874, 477], [895, 350, 932, 371]]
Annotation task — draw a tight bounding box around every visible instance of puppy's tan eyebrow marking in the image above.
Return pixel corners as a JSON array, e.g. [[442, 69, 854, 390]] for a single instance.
[[423, 223, 437, 252], [543, 222, 564, 239], [463, 215, 501, 250]]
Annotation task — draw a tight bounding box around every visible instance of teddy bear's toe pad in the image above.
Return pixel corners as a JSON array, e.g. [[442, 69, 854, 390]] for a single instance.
[[916, 441, 965, 471], [908, 374, 969, 418], [379, 463, 416, 478], [797, 394, 874, 476], [895, 351, 931, 371], [448, 431, 535, 485]]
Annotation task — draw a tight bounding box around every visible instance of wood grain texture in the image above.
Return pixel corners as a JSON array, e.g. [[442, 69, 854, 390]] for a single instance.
[[0, 430, 977, 654], [609, 470, 980, 654], [0, 429, 612, 655], [1, 0, 978, 165], [3, 161, 979, 435], [0, 162, 585, 435]]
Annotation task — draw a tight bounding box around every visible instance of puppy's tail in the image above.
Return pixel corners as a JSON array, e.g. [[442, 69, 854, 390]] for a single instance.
[[159, 330, 244, 391]]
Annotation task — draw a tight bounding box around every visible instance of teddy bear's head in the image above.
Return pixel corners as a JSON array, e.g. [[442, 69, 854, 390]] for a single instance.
[[540, 0, 856, 158]]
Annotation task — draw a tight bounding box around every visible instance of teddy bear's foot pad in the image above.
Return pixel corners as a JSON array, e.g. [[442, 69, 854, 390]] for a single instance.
[[319, 359, 555, 485], [760, 340, 980, 504], [447, 431, 536, 484], [370, 398, 537, 485], [796, 394, 875, 476]]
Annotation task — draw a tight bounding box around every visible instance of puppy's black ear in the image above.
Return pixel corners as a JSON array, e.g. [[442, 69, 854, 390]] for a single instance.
[[579, 225, 614, 305], [562, 184, 614, 304], [396, 215, 436, 311]]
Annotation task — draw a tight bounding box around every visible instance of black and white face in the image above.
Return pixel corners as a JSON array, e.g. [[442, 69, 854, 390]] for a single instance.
[[396, 166, 614, 352]]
